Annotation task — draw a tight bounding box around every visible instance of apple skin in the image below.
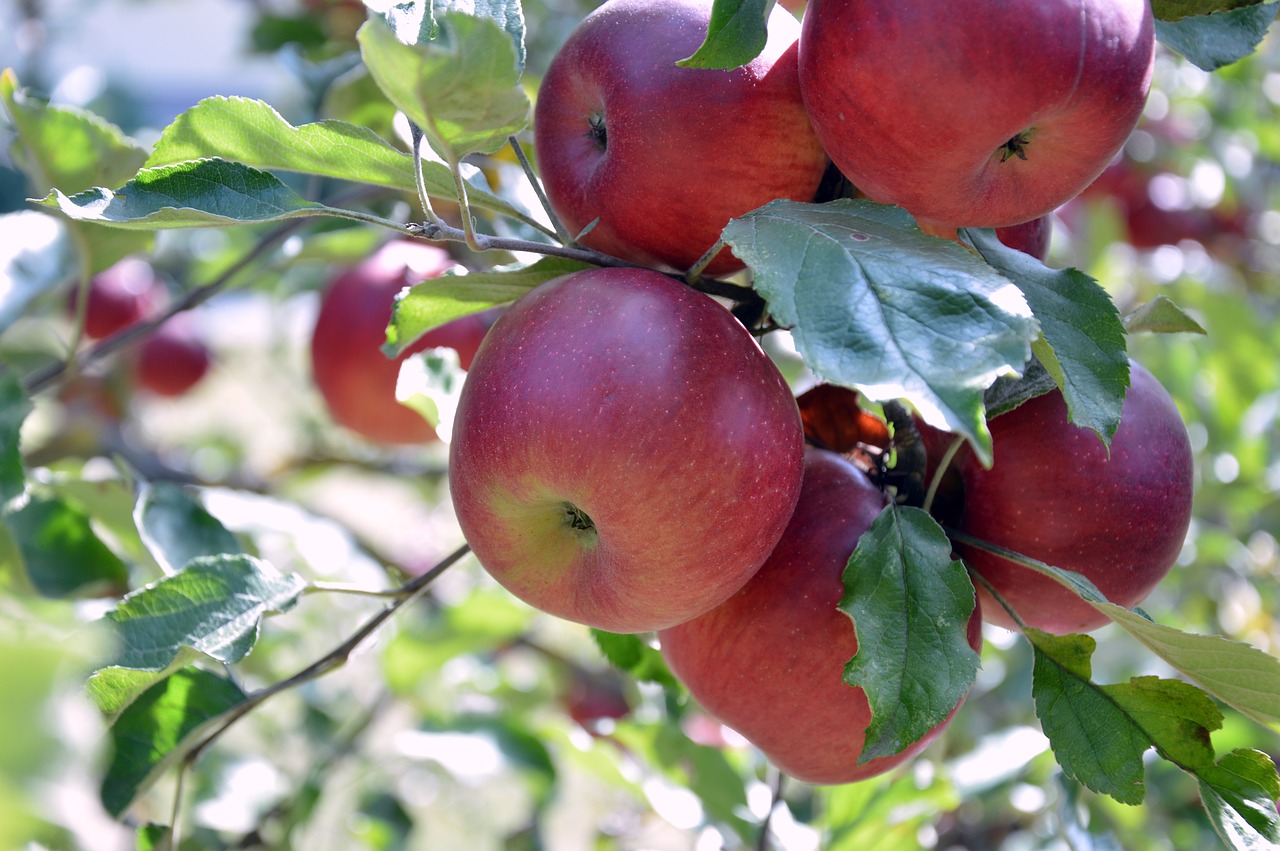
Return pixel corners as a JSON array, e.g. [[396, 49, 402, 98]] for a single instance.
[[533, 0, 829, 276], [134, 315, 211, 398], [922, 214, 1053, 262], [659, 448, 982, 785], [70, 257, 162, 340], [448, 267, 805, 633], [310, 241, 493, 445], [797, 0, 1155, 229], [955, 360, 1193, 634]]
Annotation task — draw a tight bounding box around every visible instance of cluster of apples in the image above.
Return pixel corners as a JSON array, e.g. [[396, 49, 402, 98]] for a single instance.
[[68, 257, 212, 399], [315, 0, 1192, 783]]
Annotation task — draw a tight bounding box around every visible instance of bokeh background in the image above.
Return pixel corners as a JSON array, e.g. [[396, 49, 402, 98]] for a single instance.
[[2, 1, 1279, 849]]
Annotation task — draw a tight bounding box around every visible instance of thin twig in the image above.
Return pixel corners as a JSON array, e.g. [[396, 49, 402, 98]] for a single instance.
[[507, 135, 569, 243], [410, 123, 444, 229], [922, 435, 965, 515], [164, 543, 470, 839]]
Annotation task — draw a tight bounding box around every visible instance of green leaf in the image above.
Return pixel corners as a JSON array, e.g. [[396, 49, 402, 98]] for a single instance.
[[99, 667, 246, 817], [1096, 603, 1280, 729], [135, 482, 242, 573], [4, 492, 128, 597], [437, 0, 527, 72], [953, 533, 1280, 730], [677, 0, 771, 70], [144, 96, 526, 221], [87, 661, 199, 726], [103, 554, 306, 671], [0, 371, 32, 506], [135, 823, 170, 851], [981, 357, 1058, 419], [1198, 749, 1280, 849], [723, 199, 1038, 465], [1152, 0, 1267, 22], [37, 158, 339, 229], [1027, 630, 1223, 805], [1154, 4, 1280, 70], [0, 68, 149, 196], [838, 506, 980, 763], [358, 11, 531, 162], [1123, 295, 1209, 335], [384, 256, 587, 356], [966, 228, 1129, 447], [591, 629, 679, 688]]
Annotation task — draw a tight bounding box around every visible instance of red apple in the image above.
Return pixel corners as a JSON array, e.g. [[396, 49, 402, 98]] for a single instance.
[[134, 314, 211, 398], [923, 214, 1054, 262], [954, 360, 1193, 633], [69, 257, 163, 340], [533, 0, 829, 276], [310, 241, 493, 445], [448, 267, 805, 633], [797, 0, 1155, 229], [660, 448, 982, 785]]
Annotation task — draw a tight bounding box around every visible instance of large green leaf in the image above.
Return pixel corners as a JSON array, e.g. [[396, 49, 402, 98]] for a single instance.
[[950, 533, 1280, 729], [37, 158, 370, 230], [3, 492, 129, 598], [1, 68, 148, 196], [98, 668, 246, 817], [966, 228, 1129, 447], [678, 0, 771, 70], [723, 199, 1039, 465], [0, 371, 31, 506], [380, 0, 527, 70], [384, 256, 588, 356], [102, 554, 306, 671], [144, 96, 527, 221], [135, 482, 243, 574], [1027, 630, 1222, 805], [358, 11, 531, 162], [839, 506, 980, 762], [1154, 3, 1280, 71]]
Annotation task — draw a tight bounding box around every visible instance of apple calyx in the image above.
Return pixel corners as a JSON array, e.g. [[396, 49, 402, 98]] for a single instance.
[[999, 130, 1033, 162], [588, 112, 607, 151], [562, 502, 598, 542]]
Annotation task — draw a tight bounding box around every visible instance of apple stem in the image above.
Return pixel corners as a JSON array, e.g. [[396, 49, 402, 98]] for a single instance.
[[922, 435, 965, 515], [447, 155, 487, 253], [409, 123, 446, 230], [684, 238, 727, 283], [755, 769, 786, 851], [507, 135, 573, 243], [966, 566, 1029, 631]]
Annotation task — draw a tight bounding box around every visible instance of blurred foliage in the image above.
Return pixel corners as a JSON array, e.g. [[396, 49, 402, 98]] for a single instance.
[[0, 0, 1278, 850]]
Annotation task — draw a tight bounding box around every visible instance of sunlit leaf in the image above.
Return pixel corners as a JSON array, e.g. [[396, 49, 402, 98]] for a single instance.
[[723, 199, 1039, 465], [1124, 295, 1208, 335], [4, 493, 128, 598], [678, 0, 771, 69], [358, 11, 531, 162], [384, 256, 587, 356], [839, 506, 980, 762], [591, 629, 679, 688], [1151, 0, 1268, 22], [37, 159, 369, 229], [135, 482, 242, 574], [1154, 3, 1280, 70], [1198, 749, 1280, 849], [966, 227, 1129, 447], [103, 554, 306, 671], [99, 668, 246, 817]]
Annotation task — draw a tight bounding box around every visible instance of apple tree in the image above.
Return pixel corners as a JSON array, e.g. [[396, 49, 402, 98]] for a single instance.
[[2, 0, 1280, 848]]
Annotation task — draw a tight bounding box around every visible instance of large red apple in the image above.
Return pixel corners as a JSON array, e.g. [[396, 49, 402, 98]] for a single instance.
[[797, 0, 1155, 229], [660, 448, 982, 784], [533, 0, 829, 276], [310, 241, 492, 445], [954, 360, 1193, 633], [448, 267, 805, 633]]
